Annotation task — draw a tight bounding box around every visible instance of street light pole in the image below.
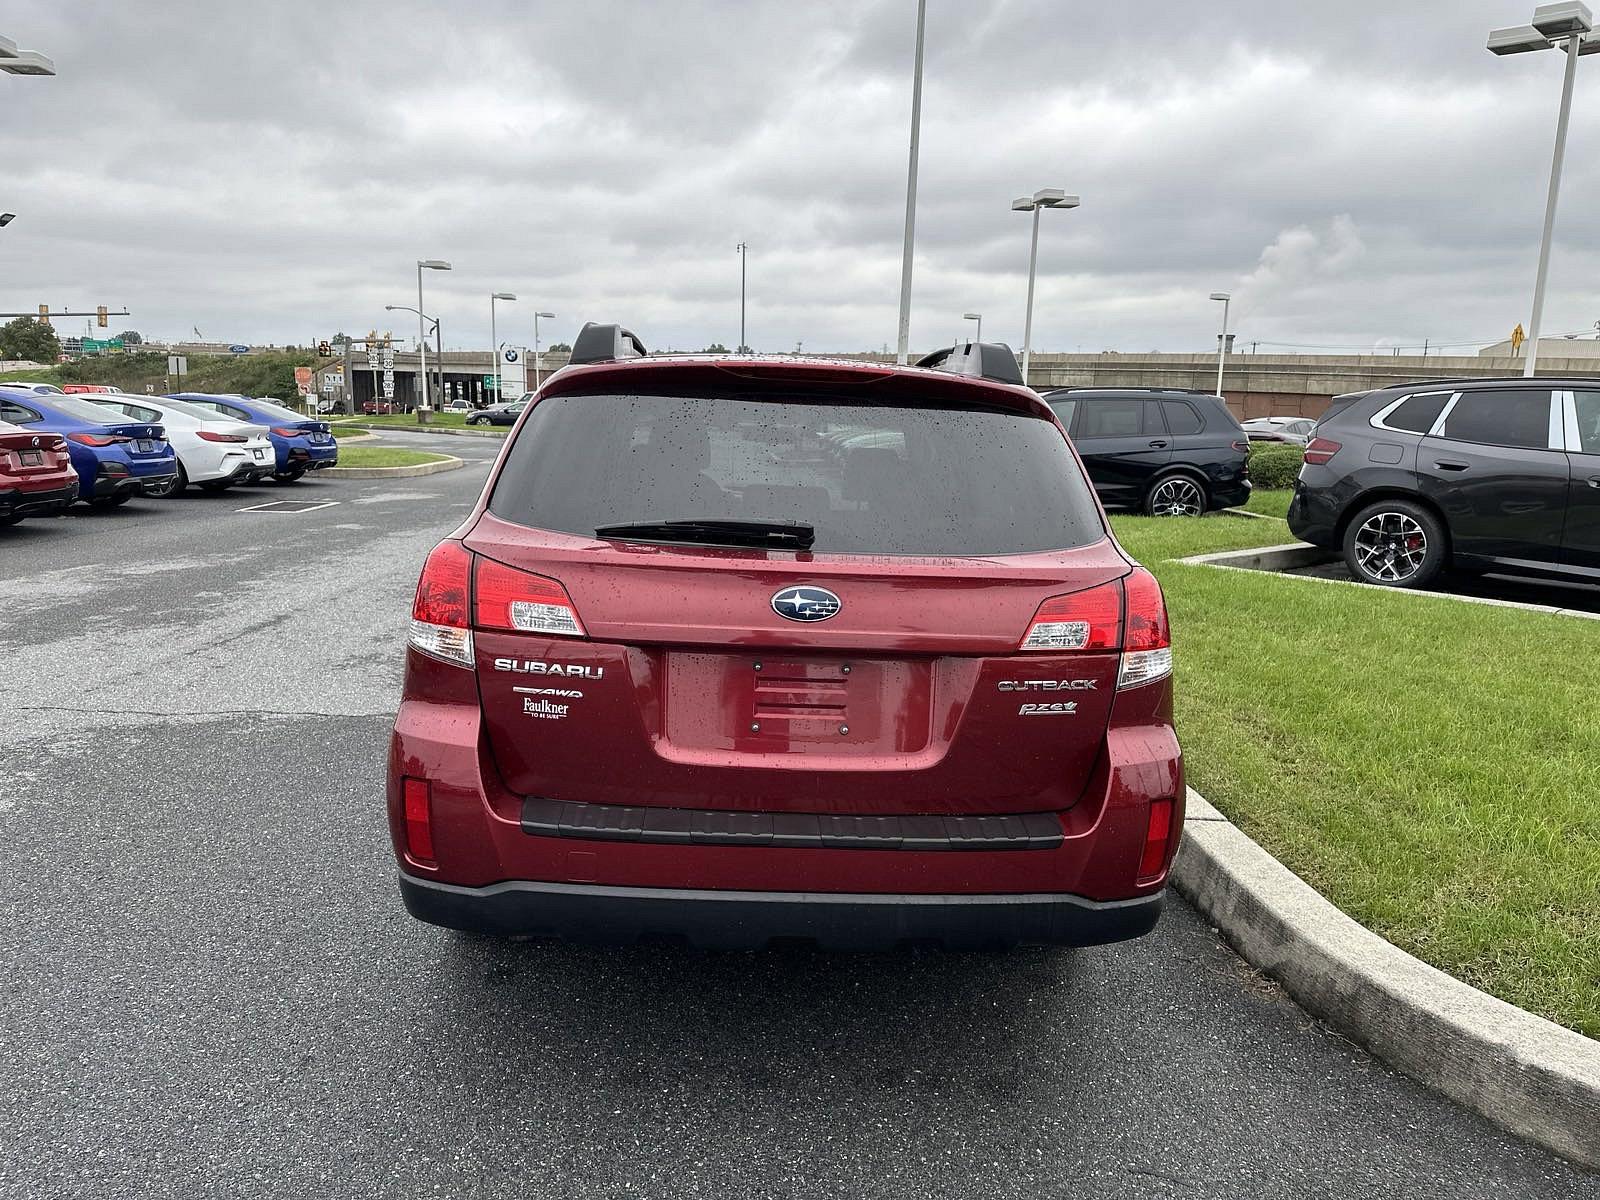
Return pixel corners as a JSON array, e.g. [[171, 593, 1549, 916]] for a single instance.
[[1012, 189, 1080, 385], [736, 242, 748, 352], [490, 292, 516, 401], [1487, 5, 1598, 376], [895, 0, 927, 364], [963, 312, 982, 344], [1210, 292, 1232, 398], [414, 259, 450, 415], [533, 311, 555, 388], [0, 35, 57, 76]]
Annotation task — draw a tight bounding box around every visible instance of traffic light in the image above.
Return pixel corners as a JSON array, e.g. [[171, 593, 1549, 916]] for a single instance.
[[96, 305, 108, 328], [37, 304, 49, 326]]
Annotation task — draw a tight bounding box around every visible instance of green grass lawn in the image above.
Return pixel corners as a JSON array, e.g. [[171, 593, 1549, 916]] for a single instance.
[[1112, 512, 1600, 1038], [1237, 488, 1291, 520], [338, 412, 480, 430], [333, 446, 449, 469]]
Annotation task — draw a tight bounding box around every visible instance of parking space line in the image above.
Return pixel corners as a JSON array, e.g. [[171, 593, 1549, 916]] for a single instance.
[[235, 499, 342, 514]]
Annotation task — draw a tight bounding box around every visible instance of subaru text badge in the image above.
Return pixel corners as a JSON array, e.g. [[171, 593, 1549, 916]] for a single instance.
[[771, 586, 841, 623]]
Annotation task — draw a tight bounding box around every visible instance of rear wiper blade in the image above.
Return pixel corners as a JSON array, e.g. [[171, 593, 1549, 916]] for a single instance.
[[594, 518, 815, 550]]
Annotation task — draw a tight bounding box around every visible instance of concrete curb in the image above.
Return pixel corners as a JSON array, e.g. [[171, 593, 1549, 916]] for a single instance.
[[1176, 542, 1600, 622], [339, 422, 508, 439], [1174, 787, 1600, 1168], [323, 455, 465, 479]]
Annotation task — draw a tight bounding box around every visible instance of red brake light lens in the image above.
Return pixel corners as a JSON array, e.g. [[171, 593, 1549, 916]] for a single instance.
[[1138, 797, 1175, 881], [270, 426, 305, 437], [408, 540, 474, 666], [1022, 571, 1173, 690], [65, 432, 128, 447], [1119, 567, 1172, 688], [1020, 581, 1121, 652], [1303, 437, 1341, 466], [474, 558, 586, 637], [402, 777, 436, 864], [195, 430, 249, 443]]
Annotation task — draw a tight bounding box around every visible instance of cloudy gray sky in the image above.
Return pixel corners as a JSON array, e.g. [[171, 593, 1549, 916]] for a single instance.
[[4, 0, 1599, 356]]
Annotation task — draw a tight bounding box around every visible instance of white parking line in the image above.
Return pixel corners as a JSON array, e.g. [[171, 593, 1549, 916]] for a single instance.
[[235, 500, 342, 514]]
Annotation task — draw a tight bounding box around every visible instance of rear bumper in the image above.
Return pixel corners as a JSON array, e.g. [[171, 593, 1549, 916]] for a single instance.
[[1286, 483, 1341, 547], [92, 469, 177, 499], [0, 480, 79, 517], [398, 871, 1164, 949]]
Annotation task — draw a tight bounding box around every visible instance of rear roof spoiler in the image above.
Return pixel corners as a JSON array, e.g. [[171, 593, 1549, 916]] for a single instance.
[[570, 322, 649, 365], [915, 342, 1025, 386]]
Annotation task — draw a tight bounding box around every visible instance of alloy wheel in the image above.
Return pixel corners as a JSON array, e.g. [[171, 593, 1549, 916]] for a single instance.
[[1150, 477, 1204, 517], [1353, 512, 1428, 583]]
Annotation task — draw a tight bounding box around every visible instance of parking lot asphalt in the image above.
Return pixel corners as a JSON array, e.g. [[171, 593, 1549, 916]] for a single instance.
[[2, 433, 1593, 1199]]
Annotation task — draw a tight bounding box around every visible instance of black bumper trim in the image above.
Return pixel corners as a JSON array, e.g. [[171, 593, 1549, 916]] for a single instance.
[[520, 795, 1063, 852], [0, 481, 80, 515], [399, 873, 1163, 949]]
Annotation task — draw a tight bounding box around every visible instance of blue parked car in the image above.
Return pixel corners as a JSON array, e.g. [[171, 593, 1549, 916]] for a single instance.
[[172, 393, 337, 482], [0, 387, 178, 506]]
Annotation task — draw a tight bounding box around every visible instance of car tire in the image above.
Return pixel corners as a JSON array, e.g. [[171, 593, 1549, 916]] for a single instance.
[[0, 514, 22, 527], [171, 463, 189, 496], [199, 480, 230, 494], [1342, 499, 1447, 589], [1143, 473, 1207, 517], [275, 470, 305, 484]]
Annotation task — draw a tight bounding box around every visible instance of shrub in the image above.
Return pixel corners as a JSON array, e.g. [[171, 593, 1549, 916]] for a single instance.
[[1248, 442, 1305, 490]]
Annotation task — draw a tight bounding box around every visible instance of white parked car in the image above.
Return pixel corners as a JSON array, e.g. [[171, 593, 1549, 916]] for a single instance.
[[83, 394, 275, 493]]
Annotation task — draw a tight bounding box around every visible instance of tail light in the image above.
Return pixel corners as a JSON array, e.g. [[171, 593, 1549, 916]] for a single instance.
[[270, 426, 306, 437], [65, 432, 129, 447], [1137, 797, 1175, 882], [407, 540, 474, 666], [401, 777, 436, 865], [475, 557, 586, 637], [1020, 581, 1120, 651], [1232, 439, 1249, 452], [1118, 568, 1173, 689], [1303, 437, 1341, 466], [196, 430, 248, 443], [1021, 568, 1172, 690]]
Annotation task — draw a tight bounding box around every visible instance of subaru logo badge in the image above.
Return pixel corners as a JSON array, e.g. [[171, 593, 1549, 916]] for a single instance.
[[771, 586, 842, 623]]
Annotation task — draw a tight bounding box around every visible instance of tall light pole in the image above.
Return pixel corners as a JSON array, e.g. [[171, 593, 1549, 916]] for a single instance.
[[1210, 292, 1232, 398], [895, 0, 927, 364], [1012, 189, 1080, 385], [736, 242, 748, 352], [0, 35, 57, 76], [962, 312, 982, 344], [415, 260, 450, 412], [1488, 4, 1599, 376], [490, 292, 516, 400], [533, 311, 555, 389]]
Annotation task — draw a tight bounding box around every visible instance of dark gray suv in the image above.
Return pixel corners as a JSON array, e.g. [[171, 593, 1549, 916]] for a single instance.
[[1288, 378, 1600, 587]]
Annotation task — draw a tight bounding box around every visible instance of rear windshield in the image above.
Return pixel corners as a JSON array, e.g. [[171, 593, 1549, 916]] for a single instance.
[[488, 391, 1105, 556], [48, 397, 127, 424]]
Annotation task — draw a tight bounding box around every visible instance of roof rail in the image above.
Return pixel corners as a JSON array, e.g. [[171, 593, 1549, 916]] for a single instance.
[[569, 322, 649, 366], [1043, 385, 1218, 396], [915, 341, 1024, 386]]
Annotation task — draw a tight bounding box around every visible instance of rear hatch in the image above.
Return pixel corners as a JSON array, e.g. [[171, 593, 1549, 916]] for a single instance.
[[464, 373, 1130, 817], [0, 424, 73, 486]]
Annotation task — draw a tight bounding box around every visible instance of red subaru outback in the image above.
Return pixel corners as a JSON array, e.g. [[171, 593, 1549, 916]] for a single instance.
[[387, 325, 1183, 949]]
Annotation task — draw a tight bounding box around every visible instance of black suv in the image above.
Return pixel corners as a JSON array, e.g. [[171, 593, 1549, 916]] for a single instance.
[[1041, 388, 1251, 515], [1288, 378, 1600, 588]]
